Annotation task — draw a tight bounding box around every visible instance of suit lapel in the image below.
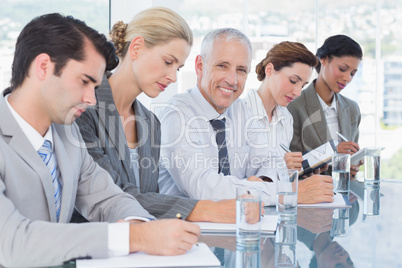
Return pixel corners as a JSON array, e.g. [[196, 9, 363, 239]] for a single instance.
[[0, 96, 58, 221], [96, 76, 132, 180], [337, 95, 352, 140], [133, 100, 150, 192], [304, 84, 328, 145]]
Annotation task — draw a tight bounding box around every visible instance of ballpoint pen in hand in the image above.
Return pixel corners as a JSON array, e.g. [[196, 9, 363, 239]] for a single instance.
[[280, 144, 291, 153], [336, 132, 349, 142]]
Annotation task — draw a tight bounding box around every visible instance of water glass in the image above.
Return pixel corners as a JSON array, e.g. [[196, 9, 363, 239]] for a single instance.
[[235, 243, 260, 268], [332, 153, 351, 194], [275, 218, 297, 267], [236, 186, 261, 247], [330, 208, 349, 237], [363, 184, 380, 216], [364, 147, 381, 185], [276, 169, 298, 216]]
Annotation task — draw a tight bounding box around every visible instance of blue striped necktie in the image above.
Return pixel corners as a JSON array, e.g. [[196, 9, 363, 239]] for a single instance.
[[38, 140, 61, 221], [210, 118, 230, 175]]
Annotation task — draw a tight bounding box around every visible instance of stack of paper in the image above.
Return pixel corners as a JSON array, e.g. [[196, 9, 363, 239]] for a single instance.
[[298, 193, 351, 208], [76, 243, 220, 268], [195, 214, 278, 235]]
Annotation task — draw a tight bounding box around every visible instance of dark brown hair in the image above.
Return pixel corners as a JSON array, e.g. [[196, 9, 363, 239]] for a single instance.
[[9, 13, 118, 92], [255, 41, 318, 81]]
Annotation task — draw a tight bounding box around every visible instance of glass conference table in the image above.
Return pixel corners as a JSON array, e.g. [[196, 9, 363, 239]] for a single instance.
[[9, 179, 402, 268]]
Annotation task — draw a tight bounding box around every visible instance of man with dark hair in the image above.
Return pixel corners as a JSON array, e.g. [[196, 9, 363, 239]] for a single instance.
[[0, 13, 199, 267]]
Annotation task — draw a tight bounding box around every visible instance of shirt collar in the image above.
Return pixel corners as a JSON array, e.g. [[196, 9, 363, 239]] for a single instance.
[[191, 85, 228, 121], [246, 89, 286, 124], [271, 105, 287, 124], [317, 92, 337, 111], [246, 89, 267, 119], [5, 94, 54, 151]]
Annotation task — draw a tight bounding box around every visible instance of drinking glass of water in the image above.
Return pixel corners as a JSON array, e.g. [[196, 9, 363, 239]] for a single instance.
[[276, 169, 298, 216], [332, 153, 351, 194], [236, 186, 261, 248], [364, 147, 382, 185]]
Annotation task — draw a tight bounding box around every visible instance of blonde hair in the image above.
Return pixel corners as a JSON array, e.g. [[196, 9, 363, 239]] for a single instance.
[[109, 7, 193, 59]]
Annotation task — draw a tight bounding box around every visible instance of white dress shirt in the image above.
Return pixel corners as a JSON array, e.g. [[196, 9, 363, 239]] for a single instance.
[[157, 86, 277, 206], [5, 95, 136, 257], [243, 89, 294, 161], [317, 93, 340, 146]]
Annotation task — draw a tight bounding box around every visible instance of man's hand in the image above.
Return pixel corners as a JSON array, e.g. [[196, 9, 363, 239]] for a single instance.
[[187, 199, 236, 223], [298, 175, 334, 204], [284, 152, 303, 171], [128, 219, 200, 255]]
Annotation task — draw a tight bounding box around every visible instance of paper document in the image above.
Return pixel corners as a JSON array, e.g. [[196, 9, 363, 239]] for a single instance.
[[350, 148, 366, 165], [351, 147, 384, 166], [76, 243, 220, 268], [298, 193, 351, 208], [195, 214, 278, 235], [299, 140, 337, 177]]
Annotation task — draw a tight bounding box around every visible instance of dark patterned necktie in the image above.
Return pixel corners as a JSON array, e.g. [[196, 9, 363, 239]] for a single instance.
[[210, 118, 230, 175]]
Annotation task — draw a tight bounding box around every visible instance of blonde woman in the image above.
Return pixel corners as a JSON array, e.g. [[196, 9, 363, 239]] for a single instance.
[[75, 7, 236, 223]]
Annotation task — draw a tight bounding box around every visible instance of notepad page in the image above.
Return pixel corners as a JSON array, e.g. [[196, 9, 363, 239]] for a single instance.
[[351, 148, 366, 165], [76, 243, 220, 268], [195, 214, 278, 234], [298, 194, 351, 208]]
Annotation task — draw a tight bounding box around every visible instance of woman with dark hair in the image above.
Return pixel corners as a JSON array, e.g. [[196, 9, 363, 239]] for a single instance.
[[287, 35, 363, 177]]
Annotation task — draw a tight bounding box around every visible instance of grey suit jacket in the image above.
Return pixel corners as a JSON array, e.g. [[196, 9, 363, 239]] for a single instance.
[[287, 80, 361, 154], [75, 76, 198, 220], [0, 94, 153, 267]]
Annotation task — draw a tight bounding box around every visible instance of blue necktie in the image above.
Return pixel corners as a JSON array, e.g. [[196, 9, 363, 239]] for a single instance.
[[210, 118, 230, 175], [38, 140, 62, 221]]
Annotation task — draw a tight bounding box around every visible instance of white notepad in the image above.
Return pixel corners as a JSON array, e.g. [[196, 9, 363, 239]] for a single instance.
[[299, 140, 337, 176], [350, 148, 366, 165], [351, 147, 385, 166], [298, 193, 351, 208], [76, 243, 220, 268], [195, 214, 278, 235]]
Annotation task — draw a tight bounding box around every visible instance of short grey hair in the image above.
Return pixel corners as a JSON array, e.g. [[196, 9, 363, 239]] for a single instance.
[[200, 28, 252, 62]]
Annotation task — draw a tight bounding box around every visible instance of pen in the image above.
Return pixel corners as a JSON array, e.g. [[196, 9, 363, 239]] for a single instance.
[[336, 132, 349, 142], [280, 144, 291, 153]]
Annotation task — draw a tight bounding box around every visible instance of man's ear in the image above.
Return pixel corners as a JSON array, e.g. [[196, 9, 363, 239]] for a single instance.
[[128, 36, 145, 60], [35, 53, 52, 81], [195, 55, 204, 78], [264, 62, 274, 78]]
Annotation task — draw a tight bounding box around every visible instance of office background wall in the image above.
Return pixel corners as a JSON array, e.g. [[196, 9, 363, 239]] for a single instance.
[[0, 0, 401, 179]]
